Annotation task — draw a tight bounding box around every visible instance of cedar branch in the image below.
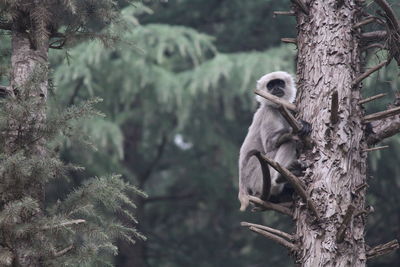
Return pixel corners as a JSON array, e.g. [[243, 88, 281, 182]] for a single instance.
[[258, 154, 320, 218], [352, 60, 388, 86], [248, 196, 293, 217], [53, 245, 73, 257], [241, 222, 294, 241], [279, 106, 301, 132], [367, 114, 400, 145], [281, 38, 297, 44], [248, 226, 298, 250], [358, 93, 387, 105], [291, 0, 309, 15], [373, 0, 400, 33], [273, 11, 296, 16], [360, 31, 387, 43], [42, 219, 86, 230], [363, 106, 400, 122], [336, 204, 356, 243], [354, 183, 368, 194], [278, 106, 314, 148], [254, 89, 297, 111], [367, 239, 399, 260], [353, 17, 378, 29], [362, 145, 389, 152]]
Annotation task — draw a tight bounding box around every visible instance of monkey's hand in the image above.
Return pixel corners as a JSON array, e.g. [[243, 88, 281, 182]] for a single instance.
[[275, 132, 294, 148], [297, 120, 312, 137]]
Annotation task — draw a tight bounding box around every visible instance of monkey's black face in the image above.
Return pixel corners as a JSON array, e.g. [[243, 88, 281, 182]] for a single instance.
[[266, 79, 285, 97]]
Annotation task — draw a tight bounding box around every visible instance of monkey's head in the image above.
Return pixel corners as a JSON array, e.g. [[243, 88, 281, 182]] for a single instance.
[[256, 71, 297, 105]]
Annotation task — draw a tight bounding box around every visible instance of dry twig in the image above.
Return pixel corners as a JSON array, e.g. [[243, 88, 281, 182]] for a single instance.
[[254, 89, 297, 111], [336, 204, 356, 243], [367, 239, 399, 260], [248, 196, 293, 217]]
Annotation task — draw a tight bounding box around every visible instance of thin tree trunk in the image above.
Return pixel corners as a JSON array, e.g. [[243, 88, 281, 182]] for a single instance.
[[295, 1, 366, 266], [6, 28, 49, 267]]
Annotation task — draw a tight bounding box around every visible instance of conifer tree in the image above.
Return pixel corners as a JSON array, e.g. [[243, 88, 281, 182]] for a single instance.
[[241, 0, 400, 266], [0, 1, 145, 266]]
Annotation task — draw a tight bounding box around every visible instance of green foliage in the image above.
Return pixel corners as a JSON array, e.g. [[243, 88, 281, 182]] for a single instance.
[[51, 6, 296, 265], [0, 87, 146, 266]]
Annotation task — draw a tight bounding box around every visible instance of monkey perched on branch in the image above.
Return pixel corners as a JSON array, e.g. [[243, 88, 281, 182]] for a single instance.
[[238, 71, 311, 212]]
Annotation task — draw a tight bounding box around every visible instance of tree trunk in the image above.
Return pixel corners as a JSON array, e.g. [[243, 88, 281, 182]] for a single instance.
[[7, 28, 49, 267], [295, 1, 367, 266]]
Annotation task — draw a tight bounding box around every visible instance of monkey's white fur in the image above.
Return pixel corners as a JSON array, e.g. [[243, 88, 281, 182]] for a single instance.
[[238, 71, 297, 211]]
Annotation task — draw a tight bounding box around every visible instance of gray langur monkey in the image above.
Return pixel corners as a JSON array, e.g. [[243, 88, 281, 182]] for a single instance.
[[238, 71, 310, 211]]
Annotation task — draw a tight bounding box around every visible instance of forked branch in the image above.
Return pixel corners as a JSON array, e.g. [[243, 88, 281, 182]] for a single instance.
[[241, 222, 295, 241], [248, 226, 298, 250]]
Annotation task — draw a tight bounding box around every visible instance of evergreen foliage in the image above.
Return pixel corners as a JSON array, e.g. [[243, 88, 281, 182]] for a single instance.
[[0, 88, 146, 266], [51, 5, 297, 265], [0, 0, 147, 266]]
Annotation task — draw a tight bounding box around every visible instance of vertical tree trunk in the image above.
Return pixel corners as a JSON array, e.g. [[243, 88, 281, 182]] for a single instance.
[[7, 27, 49, 267], [295, 1, 367, 266]]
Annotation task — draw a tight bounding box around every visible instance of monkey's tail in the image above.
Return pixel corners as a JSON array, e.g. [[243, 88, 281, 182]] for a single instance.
[[250, 150, 272, 201]]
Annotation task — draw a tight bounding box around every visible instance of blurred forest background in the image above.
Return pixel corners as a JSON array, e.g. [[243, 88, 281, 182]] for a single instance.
[[1, 0, 398, 266]]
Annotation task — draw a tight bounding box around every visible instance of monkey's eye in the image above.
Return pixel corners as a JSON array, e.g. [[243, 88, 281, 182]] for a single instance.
[[266, 79, 285, 90]]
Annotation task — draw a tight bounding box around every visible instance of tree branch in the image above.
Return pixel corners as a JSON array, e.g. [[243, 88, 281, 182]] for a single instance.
[[254, 89, 297, 111], [358, 93, 387, 105], [258, 154, 320, 218], [140, 134, 168, 186], [373, 0, 400, 33], [278, 106, 314, 148], [367, 239, 399, 260], [241, 222, 294, 241], [336, 204, 356, 243], [248, 196, 293, 217], [352, 60, 388, 86], [353, 17, 379, 29], [363, 106, 400, 122], [279, 106, 301, 132], [367, 113, 400, 145], [291, 0, 309, 15], [42, 219, 86, 230], [361, 31, 387, 43], [281, 38, 297, 44], [273, 11, 296, 16], [330, 90, 339, 124], [247, 226, 298, 250], [53, 245, 73, 258], [362, 145, 389, 152]]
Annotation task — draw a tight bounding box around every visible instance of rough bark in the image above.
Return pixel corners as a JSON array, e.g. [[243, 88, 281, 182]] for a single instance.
[[294, 1, 367, 266], [5, 27, 49, 267]]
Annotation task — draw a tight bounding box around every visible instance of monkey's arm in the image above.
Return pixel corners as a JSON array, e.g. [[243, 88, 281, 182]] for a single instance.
[[275, 120, 312, 148]]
